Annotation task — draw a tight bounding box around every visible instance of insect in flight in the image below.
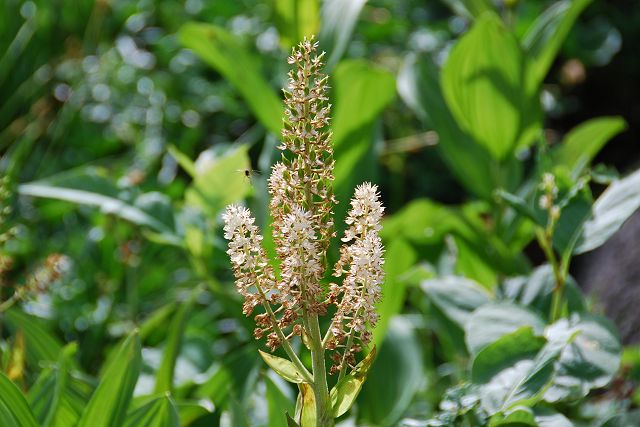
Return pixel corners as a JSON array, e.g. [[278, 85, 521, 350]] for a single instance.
[[237, 168, 261, 184]]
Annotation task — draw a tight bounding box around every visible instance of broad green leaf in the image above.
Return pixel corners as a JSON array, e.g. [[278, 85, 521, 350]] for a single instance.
[[358, 317, 423, 426], [552, 185, 593, 257], [442, 13, 539, 160], [330, 347, 376, 417], [465, 303, 546, 356], [544, 314, 621, 402], [398, 54, 498, 199], [488, 407, 537, 427], [167, 145, 196, 178], [4, 308, 63, 367], [174, 399, 214, 426], [28, 347, 94, 427], [18, 169, 180, 245], [332, 60, 395, 224], [440, 0, 496, 19], [154, 287, 201, 393], [501, 264, 586, 318], [259, 351, 306, 384], [264, 375, 295, 427], [319, 0, 367, 69], [522, 0, 592, 88], [124, 395, 179, 427], [550, 117, 626, 175], [178, 23, 282, 135], [185, 145, 251, 216], [372, 238, 416, 348], [600, 409, 640, 427], [472, 328, 549, 414], [30, 344, 78, 427], [422, 276, 492, 328], [275, 0, 319, 48], [77, 331, 142, 427], [575, 168, 640, 253], [533, 406, 572, 427], [0, 371, 40, 427]]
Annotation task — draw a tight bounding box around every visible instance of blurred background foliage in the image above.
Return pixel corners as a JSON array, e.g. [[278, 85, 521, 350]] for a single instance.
[[1, 0, 639, 426]]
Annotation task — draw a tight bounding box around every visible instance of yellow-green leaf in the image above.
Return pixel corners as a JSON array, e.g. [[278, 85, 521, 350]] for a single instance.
[[259, 351, 306, 383], [330, 346, 376, 417]]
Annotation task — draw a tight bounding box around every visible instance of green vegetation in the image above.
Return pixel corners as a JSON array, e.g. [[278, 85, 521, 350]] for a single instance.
[[1, 0, 639, 426]]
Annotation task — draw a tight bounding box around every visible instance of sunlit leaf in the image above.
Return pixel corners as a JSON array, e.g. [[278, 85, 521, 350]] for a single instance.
[[550, 117, 626, 175], [422, 276, 492, 328], [319, 0, 367, 69], [178, 23, 282, 135], [275, 0, 319, 48], [522, 0, 592, 88], [185, 144, 251, 216], [259, 351, 306, 384], [330, 347, 376, 417], [575, 168, 640, 253], [442, 13, 540, 160], [544, 314, 621, 402], [465, 303, 546, 356], [297, 383, 316, 427]]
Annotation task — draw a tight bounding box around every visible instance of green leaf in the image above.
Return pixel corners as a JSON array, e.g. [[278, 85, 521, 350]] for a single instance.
[[185, 145, 251, 216], [575, 168, 640, 253], [174, 399, 214, 426], [550, 117, 626, 175], [178, 23, 282, 135], [372, 238, 416, 348], [319, 0, 367, 69], [472, 327, 552, 414], [358, 317, 423, 426], [397, 54, 499, 199], [264, 375, 295, 427], [501, 264, 586, 318], [488, 407, 537, 427], [124, 395, 179, 427], [465, 303, 546, 356], [0, 371, 40, 427], [18, 169, 180, 246], [442, 13, 539, 160], [4, 308, 63, 367], [440, 0, 496, 19], [422, 276, 492, 328], [259, 351, 306, 384], [167, 145, 196, 178], [600, 409, 640, 427], [154, 288, 201, 394], [330, 347, 376, 417], [544, 314, 621, 402], [28, 348, 94, 427], [77, 331, 142, 427], [332, 59, 395, 224], [522, 0, 592, 88], [532, 406, 572, 427], [274, 0, 319, 48]]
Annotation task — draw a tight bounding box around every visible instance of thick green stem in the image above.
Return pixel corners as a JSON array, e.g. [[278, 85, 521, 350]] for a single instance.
[[308, 313, 333, 426]]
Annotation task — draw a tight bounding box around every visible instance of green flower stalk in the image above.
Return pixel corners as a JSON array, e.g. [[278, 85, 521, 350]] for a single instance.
[[222, 37, 385, 426]]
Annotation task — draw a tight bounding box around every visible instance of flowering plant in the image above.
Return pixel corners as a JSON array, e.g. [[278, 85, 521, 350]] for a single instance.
[[222, 37, 385, 426]]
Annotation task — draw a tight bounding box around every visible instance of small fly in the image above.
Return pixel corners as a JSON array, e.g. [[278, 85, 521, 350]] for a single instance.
[[237, 168, 261, 184]]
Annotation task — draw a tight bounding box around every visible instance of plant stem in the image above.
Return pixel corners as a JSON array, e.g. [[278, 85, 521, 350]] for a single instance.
[[308, 313, 333, 426], [536, 228, 565, 322]]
